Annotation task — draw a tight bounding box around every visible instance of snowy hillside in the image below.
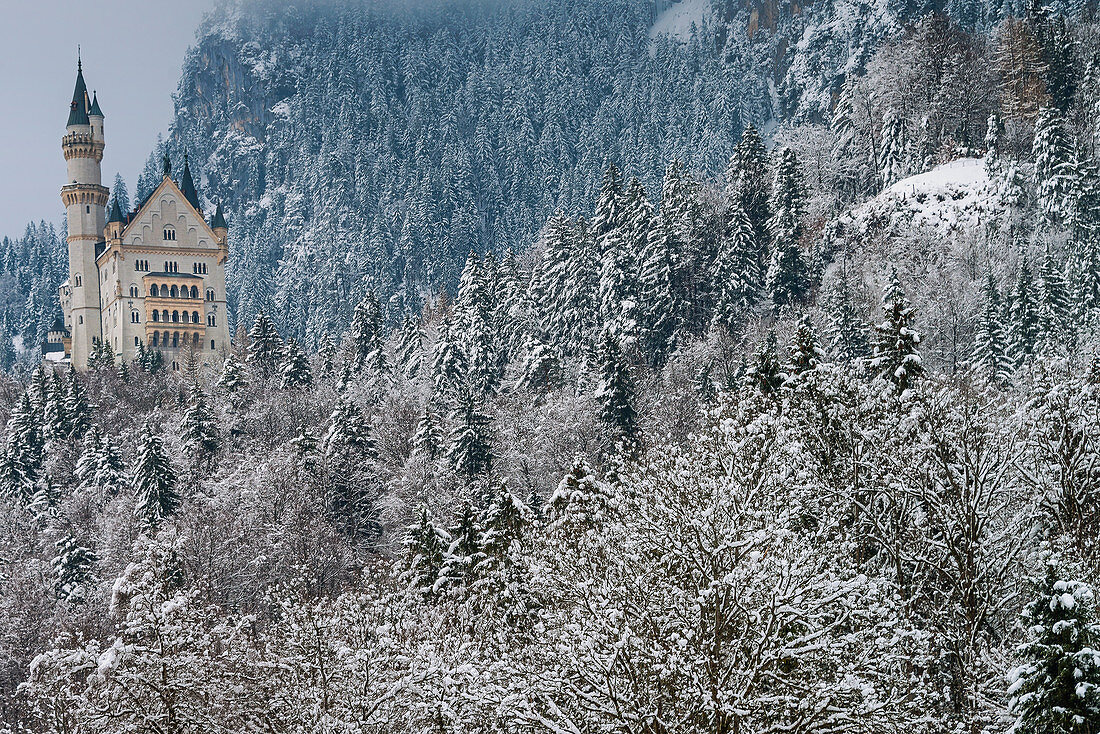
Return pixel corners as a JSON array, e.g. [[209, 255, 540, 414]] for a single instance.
[[650, 0, 712, 41], [832, 158, 1001, 240]]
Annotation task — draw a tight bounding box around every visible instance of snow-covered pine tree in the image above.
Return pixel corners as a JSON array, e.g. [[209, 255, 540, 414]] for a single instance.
[[217, 353, 248, 394], [247, 312, 283, 379], [595, 330, 637, 444], [1033, 107, 1075, 224], [63, 368, 91, 441], [788, 314, 826, 375], [349, 291, 387, 376], [1010, 255, 1041, 366], [75, 426, 124, 496], [440, 501, 483, 592], [766, 148, 810, 308], [52, 532, 98, 604], [712, 202, 759, 333], [42, 371, 69, 443], [1008, 569, 1100, 734], [396, 315, 424, 380], [727, 125, 771, 257], [973, 273, 1014, 384], [181, 390, 218, 472], [473, 480, 536, 622], [413, 405, 444, 461], [317, 332, 338, 376], [132, 421, 179, 531], [748, 330, 785, 395], [289, 423, 320, 476], [402, 506, 449, 597], [871, 269, 923, 394], [322, 396, 379, 536], [823, 276, 869, 362], [447, 392, 493, 480], [985, 111, 1004, 177], [518, 334, 562, 393], [432, 314, 467, 397], [880, 109, 909, 188], [547, 458, 612, 541], [279, 338, 313, 390], [638, 216, 681, 365], [1038, 250, 1071, 344]]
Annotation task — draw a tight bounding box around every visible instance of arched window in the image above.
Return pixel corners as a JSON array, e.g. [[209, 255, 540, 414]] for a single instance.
[[163, 227, 176, 241], [171, 311, 179, 323], [131, 312, 140, 323], [205, 289, 215, 301], [190, 286, 199, 299], [161, 310, 169, 322], [152, 311, 160, 322], [172, 333, 179, 348], [129, 285, 138, 298], [149, 284, 159, 297], [193, 333, 200, 344], [170, 285, 179, 298], [151, 333, 159, 347], [192, 311, 200, 323]]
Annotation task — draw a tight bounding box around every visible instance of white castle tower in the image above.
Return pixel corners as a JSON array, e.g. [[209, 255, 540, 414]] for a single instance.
[[60, 57, 107, 369], [56, 56, 232, 372]]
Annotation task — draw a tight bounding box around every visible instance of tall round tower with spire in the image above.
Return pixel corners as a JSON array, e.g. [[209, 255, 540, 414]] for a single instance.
[[60, 56, 107, 369]]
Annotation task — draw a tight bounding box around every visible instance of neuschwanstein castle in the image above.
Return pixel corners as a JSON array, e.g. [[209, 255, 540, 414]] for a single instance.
[[55, 59, 230, 370]]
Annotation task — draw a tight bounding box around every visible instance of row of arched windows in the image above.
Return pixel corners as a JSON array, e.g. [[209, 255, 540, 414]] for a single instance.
[[151, 310, 201, 324], [149, 284, 200, 299]]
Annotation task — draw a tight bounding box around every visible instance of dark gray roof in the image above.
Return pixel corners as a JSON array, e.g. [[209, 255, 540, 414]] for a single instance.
[[67, 60, 89, 127]]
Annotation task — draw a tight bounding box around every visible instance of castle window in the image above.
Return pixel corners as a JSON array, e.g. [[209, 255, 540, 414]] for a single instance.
[[79, 315, 83, 324], [161, 310, 169, 322], [75, 275, 82, 287], [163, 227, 176, 241], [129, 285, 138, 298], [150, 284, 159, 297], [151, 333, 158, 347], [172, 311, 179, 323], [131, 312, 140, 323], [86, 206, 90, 214], [192, 311, 200, 324], [210, 339, 215, 350], [134, 336, 139, 347], [190, 286, 199, 299], [207, 314, 217, 327], [205, 289, 215, 301], [172, 333, 179, 348], [152, 311, 159, 322], [170, 285, 179, 298]]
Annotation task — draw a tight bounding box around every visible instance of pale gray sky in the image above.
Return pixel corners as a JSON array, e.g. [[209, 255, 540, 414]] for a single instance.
[[0, 1, 216, 239]]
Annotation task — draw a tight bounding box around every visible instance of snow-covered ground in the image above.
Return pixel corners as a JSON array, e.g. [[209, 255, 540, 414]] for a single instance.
[[837, 158, 999, 238], [650, 0, 712, 42]]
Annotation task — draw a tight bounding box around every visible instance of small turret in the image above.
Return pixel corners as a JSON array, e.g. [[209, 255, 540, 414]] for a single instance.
[[180, 154, 201, 213], [66, 58, 90, 128], [105, 198, 124, 241], [210, 202, 228, 246], [88, 91, 103, 118]]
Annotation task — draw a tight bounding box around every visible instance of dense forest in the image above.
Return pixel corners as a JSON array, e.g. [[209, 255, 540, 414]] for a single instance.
[[4, 0, 1100, 731]]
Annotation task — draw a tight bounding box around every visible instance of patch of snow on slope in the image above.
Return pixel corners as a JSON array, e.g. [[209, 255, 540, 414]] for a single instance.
[[650, 0, 712, 43], [837, 158, 999, 238]]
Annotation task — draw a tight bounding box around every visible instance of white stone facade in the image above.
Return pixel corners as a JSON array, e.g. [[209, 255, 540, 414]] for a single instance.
[[59, 62, 230, 370]]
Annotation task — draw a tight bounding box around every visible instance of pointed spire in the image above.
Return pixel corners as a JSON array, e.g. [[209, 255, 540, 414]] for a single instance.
[[67, 56, 89, 127], [210, 202, 227, 230], [89, 91, 103, 118], [180, 153, 201, 212], [108, 197, 124, 225]]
